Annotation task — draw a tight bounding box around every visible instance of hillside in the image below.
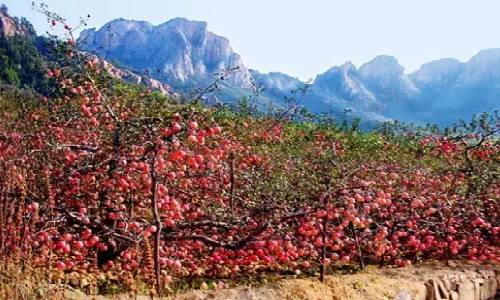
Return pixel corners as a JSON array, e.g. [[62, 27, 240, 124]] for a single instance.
[[0, 5, 52, 92], [0, 8, 173, 97]]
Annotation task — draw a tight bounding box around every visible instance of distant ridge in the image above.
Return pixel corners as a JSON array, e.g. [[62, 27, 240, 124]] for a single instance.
[[75, 17, 500, 125]]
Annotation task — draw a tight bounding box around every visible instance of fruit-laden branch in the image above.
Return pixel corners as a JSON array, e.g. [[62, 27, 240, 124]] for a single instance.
[[161, 209, 315, 250]]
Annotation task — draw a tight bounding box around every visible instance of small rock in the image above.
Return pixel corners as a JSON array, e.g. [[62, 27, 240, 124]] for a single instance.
[[458, 280, 475, 300], [472, 280, 482, 300], [448, 261, 458, 267], [442, 277, 452, 290], [394, 290, 411, 300], [482, 278, 497, 300]]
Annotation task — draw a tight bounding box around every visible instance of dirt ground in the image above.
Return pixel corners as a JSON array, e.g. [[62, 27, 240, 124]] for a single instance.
[[56, 261, 499, 300]]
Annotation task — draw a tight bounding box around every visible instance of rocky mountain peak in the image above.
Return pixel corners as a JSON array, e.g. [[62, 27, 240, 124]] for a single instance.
[[0, 5, 28, 37], [410, 58, 465, 88], [359, 55, 418, 98], [250, 70, 304, 94], [78, 17, 251, 89], [76, 15, 499, 126], [359, 55, 404, 80], [313, 62, 377, 105], [457, 48, 500, 85], [468, 48, 500, 63], [158, 17, 208, 32]]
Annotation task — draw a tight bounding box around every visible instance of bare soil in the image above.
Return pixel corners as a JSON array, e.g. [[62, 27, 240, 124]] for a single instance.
[[55, 261, 499, 300]]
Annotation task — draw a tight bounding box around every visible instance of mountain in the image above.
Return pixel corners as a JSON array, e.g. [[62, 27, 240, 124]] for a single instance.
[[0, 5, 174, 96], [90, 54, 173, 95], [78, 16, 499, 126], [457, 49, 500, 85], [410, 58, 465, 89], [79, 18, 252, 91], [309, 52, 500, 125], [359, 55, 418, 100], [249, 70, 304, 103], [405, 50, 500, 125], [250, 70, 303, 94], [0, 5, 29, 37], [0, 5, 52, 92], [0, 5, 498, 126], [303, 63, 386, 123]]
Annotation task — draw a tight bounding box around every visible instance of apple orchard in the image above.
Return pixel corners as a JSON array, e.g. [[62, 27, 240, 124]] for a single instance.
[[0, 18, 499, 295]]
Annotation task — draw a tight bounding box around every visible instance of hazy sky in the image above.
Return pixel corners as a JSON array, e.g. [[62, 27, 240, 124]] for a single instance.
[[3, 0, 500, 80]]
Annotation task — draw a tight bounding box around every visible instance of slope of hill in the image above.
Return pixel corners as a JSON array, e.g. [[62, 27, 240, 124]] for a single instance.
[[0, 5, 52, 92], [0, 7, 174, 96]]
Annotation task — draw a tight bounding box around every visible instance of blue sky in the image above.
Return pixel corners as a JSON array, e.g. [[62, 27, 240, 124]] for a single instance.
[[3, 0, 500, 80]]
